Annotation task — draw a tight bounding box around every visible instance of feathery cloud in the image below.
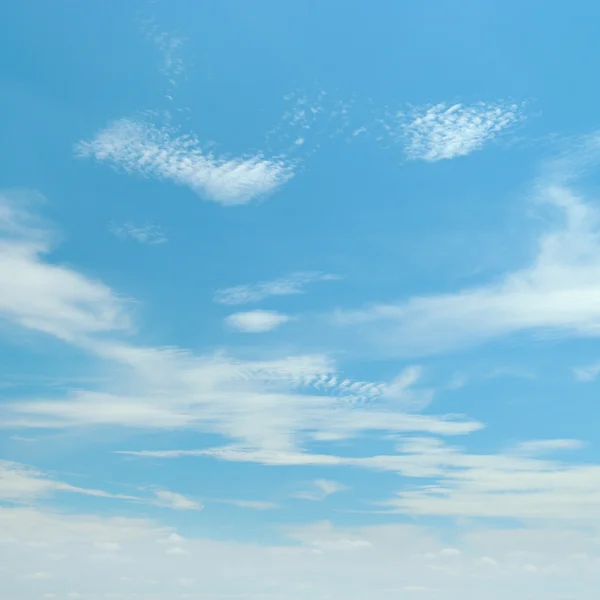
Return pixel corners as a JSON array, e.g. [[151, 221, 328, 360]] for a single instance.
[[214, 271, 339, 305], [76, 119, 294, 205], [110, 222, 167, 245], [402, 101, 525, 161], [225, 310, 291, 333], [294, 479, 348, 501]]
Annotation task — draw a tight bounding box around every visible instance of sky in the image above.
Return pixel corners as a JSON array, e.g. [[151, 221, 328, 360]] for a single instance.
[[3, 0, 600, 598]]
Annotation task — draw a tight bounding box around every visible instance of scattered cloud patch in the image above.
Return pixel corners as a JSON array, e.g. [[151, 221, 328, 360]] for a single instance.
[[76, 119, 294, 205], [214, 271, 339, 305], [110, 222, 167, 245], [334, 183, 600, 356], [294, 479, 348, 501], [0, 192, 131, 343], [401, 102, 525, 161], [225, 310, 291, 333], [152, 489, 202, 511]]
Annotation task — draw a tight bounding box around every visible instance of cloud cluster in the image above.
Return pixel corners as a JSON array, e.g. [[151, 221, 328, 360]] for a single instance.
[[401, 101, 525, 161], [76, 119, 295, 205]]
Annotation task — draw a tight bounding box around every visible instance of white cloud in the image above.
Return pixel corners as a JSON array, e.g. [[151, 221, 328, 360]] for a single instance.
[[4, 506, 600, 599], [401, 101, 525, 161], [214, 271, 339, 305], [141, 20, 186, 82], [152, 490, 202, 511], [0, 460, 138, 504], [0, 192, 130, 343], [216, 499, 279, 510], [513, 439, 585, 456], [294, 479, 348, 501], [334, 184, 600, 356], [225, 310, 291, 332], [76, 119, 294, 205], [110, 222, 167, 245], [0, 191, 479, 480], [379, 437, 600, 521]]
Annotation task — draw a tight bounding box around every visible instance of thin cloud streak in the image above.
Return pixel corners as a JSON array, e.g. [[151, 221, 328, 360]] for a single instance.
[[214, 271, 340, 305]]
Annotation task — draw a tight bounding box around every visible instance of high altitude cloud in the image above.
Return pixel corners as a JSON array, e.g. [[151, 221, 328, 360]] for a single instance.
[[110, 222, 167, 245], [402, 101, 524, 161], [76, 118, 295, 205], [225, 309, 291, 332], [0, 460, 198, 511], [334, 139, 600, 356], [214, 271, 339, 305], [294, 479, 348, 501], [4, 507, 600, 599]]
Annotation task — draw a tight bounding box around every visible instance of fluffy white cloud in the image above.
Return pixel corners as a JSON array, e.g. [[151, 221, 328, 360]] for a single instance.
[[214, 271, 339, 305], [225, 309, 291, 332], [402, 101, 524, 161], [76, 119, 294, 205]]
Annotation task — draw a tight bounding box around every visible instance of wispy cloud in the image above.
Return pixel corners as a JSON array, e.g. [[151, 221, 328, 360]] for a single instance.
[[333, 135, 600, 356], [401, 101, 525, 161], [512, 439, 585, 456], [76, 118, 295, 205], [225, 310, 291, 333], [215, 271, 339, 305], [110, 222, 167, 245], [152, 489, 202, 511], [0, 191, 131, 343], [0, 460, 137, 503], [294, 479, 348, 501]]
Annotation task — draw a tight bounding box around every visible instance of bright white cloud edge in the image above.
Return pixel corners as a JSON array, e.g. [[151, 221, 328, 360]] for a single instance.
[[76, 118, 295, 205]]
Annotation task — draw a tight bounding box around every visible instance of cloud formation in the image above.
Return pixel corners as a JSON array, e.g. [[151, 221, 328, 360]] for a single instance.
[[215, 271, 339, 305], [110, 222, 167, 245], [402, 101, 525, 161], [0, 192, 130, 343], [76, 119, 294, 205], [334, 172, 600, 356], [225, 309, 291, 332], [294, 479, 348, 501]]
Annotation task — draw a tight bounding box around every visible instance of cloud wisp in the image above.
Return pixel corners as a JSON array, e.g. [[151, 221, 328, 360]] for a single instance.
[[400, 101, 525, 161], [215, 271, 339, 305], [110, 222, 167, 245], [293, 479, 348, 501], [76, 118, 295, 205], [0, 197, 475, 456], [333, 136, 600, 356]]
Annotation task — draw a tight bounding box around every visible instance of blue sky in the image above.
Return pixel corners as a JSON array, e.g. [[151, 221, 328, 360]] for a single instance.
[[3, 1, 600, 598]]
